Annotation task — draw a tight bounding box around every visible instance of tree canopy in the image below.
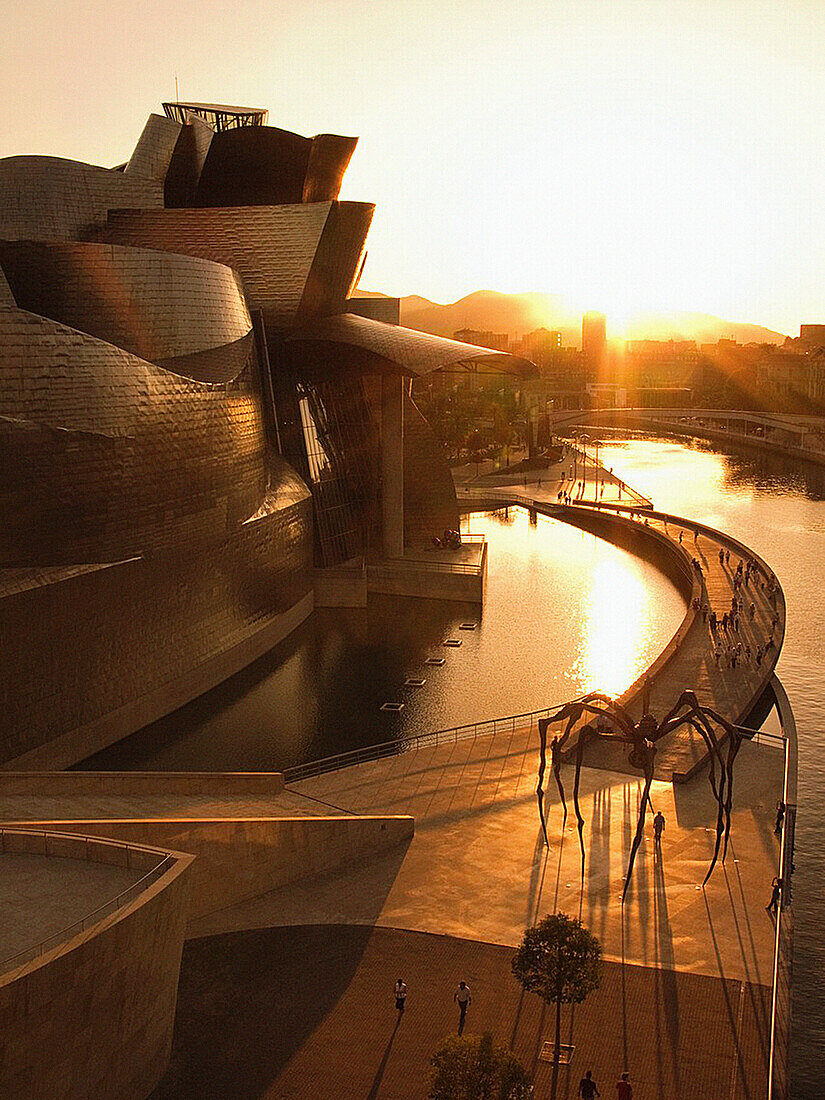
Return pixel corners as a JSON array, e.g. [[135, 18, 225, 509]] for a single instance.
[[511, 912, 602, 1007], [429, 1032, 533, 1100]]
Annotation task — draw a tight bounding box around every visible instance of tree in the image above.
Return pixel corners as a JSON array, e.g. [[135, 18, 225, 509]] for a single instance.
[[429, 1032, 533, 1100], [511, 913, 602, 1100]]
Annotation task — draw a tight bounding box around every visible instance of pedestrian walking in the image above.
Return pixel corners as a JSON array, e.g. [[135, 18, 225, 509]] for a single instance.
[[616, 1072, 633, 1099], [766, 876, 782, 915], [653, 811, 665, 845], [714, 644, 722, 668], [678, 530, 683, 543], [579, 1070, 601, 1098], [722, 612, 729, 631], [394, 978, 407, 1013], [725, 549, 731, 564], [454, 981, 471, 1033], [749, 602, 756, 620], [774, 800, 785, 837]]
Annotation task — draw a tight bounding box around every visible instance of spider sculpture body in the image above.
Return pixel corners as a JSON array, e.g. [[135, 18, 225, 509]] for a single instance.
[[536, 690, 747, 899]]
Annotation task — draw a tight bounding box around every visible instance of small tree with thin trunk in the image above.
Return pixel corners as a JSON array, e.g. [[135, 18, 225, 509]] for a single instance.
[[429, 1032, 533, 1100], [511, 913, 602, 1100]]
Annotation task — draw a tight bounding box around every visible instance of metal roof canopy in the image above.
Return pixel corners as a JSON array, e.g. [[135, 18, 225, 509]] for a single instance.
[[162, 102, 269, 131], [286, 313, 536, 378]]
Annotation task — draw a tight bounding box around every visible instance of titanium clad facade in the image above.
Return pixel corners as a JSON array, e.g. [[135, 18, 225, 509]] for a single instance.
[[0, 95, 527, 766]]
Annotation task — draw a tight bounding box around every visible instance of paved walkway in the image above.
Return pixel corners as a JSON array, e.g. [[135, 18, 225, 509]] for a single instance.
[[191, 728, 783, 987], [157, 924, 769, 1100]]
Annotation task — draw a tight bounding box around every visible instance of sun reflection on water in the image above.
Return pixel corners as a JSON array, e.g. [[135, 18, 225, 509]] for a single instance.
[[578, 557, 654, 697]]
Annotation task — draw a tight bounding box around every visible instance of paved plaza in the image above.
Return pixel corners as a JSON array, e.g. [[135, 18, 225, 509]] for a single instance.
[[157, 925, 769, 1099]]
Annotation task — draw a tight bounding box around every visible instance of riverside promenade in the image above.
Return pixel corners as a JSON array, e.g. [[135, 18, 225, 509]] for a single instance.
[[460, 485, 786, 781]]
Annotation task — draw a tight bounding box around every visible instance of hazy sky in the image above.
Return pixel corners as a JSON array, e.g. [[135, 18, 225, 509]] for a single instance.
[[3, 0, 825, 334]]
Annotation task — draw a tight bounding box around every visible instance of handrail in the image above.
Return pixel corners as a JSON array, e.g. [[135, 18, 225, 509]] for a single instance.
[[0, 828, 173, 973], [283, 697, 587, 784]]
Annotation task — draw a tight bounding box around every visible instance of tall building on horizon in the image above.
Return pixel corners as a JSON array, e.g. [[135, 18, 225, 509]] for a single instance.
[[582, 311, 607, 368]]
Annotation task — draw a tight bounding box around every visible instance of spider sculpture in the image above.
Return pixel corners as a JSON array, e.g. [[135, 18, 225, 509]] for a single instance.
[[536, 690, 747, 899]]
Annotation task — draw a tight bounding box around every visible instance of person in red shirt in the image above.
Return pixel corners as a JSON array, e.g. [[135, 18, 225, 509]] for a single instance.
[[616, 1071, 632, 1099]]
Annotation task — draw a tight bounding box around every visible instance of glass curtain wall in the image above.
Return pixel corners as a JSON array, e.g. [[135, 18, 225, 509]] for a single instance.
[[294, 374, 378, 567]]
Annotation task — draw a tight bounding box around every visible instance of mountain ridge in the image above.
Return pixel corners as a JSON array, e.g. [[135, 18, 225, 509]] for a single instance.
[[354, 288, 788, 345]]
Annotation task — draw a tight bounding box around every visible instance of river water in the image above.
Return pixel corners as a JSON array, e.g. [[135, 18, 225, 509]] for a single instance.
[[83, 433, 823, 1087]]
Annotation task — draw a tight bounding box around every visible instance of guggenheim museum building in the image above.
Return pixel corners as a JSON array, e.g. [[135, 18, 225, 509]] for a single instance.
[[0, 99, 530, 773]]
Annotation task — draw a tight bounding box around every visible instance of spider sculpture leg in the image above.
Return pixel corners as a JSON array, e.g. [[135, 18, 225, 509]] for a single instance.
[[657, 695, 742, 884], [621, 738, 656, 902]]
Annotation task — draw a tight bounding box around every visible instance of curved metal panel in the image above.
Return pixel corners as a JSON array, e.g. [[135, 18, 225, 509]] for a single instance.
[[0, 156, 163, 242], [124, 113, 182, 181], [287, 312, 536, 376], [303, 134, 359, 203], [105, 202, 374, 330], [0, 307, 266, 564], [0, 240, 252, 375]]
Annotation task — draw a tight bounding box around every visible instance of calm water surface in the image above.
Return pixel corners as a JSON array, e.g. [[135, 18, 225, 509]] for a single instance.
[[85, 433, 824, 1088], [85, 507, 684, 770]]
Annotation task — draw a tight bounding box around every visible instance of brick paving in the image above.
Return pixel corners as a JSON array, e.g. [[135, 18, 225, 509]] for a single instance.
[[156, 924, 769, 1100]]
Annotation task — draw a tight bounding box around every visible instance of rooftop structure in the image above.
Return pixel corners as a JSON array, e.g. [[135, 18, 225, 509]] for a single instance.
[[162, 100, 268, 130]]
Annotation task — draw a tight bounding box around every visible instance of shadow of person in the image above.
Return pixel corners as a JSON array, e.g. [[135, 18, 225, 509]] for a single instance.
[[366, 1014, 403, 1100]]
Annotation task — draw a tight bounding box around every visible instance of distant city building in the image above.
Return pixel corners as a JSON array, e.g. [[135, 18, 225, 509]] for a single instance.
[[453, 328, 509, 351], [798, 324, 825, 348], [582, 311, 606, 367]]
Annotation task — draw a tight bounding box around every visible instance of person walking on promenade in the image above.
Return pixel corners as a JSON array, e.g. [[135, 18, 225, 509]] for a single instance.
[[722, 612, 729, 632], [719, 547, 725, 565], [766, 876, 782, 915], [454, 981, 471, 1033], [725, 549, 731, 565], [775, 800, 786, 837], [394, 978, 407, 1014], [750, 601, 756, 620], [714, 643, 722, 668], [756, 645, 764, 667], [578, 1069, 601, 1098], [616, 1071, 633, 1099], [653, 811, 665, 846]]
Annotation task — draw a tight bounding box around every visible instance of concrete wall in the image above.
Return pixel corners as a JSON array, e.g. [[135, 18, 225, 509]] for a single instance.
[[0, 771, 285, 797], [0, 836, 192, 1100], [11, 815, 414, 923], [367, 559, 484, 603]]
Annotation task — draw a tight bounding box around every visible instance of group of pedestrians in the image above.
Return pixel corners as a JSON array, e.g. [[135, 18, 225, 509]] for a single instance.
[[393, 977, 472, 1034], [699, 549, 780, 672], [578, 1068, 633, 1098]]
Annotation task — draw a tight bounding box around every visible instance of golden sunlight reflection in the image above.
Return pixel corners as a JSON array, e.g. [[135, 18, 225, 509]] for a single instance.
[[578, 556, 657, 697]]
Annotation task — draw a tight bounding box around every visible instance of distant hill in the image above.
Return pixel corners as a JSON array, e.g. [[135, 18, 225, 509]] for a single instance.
[[354, 288, 788, 345], [401, 290, 579, 344]]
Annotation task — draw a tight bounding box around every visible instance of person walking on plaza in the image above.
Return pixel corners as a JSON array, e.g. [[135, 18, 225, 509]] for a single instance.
[[653, 810, 665, 847], [774, 800, 786, 837], [766, 876, 782, 915], [394, 978, 407, 1014], [616, 1071, 633, 1099], [454, 981, 471, 1033], [579, 1069, 601, 1098]]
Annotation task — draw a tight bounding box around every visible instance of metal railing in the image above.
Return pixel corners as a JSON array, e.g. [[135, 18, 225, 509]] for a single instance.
[[283, 700, 586, 784], [768, 729, 794, 1100], [0, 828, 174, 974]]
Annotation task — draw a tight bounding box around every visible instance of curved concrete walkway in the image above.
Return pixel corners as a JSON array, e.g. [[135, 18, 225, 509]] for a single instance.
[[462, 487, 785, 780]]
